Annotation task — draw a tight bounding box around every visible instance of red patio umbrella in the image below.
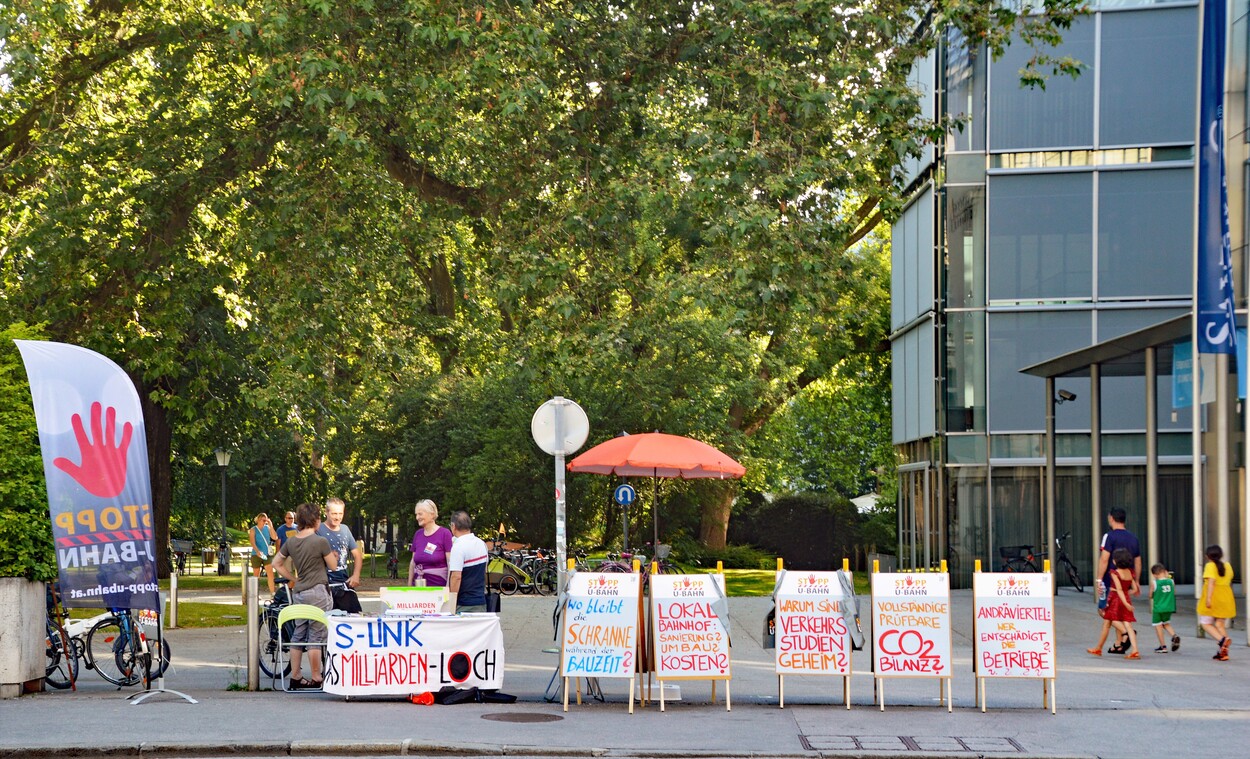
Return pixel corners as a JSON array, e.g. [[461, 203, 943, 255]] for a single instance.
[[567, 432, 745, 549]]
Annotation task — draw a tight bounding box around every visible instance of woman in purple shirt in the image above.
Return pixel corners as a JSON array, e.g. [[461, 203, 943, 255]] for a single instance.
[[408, 499, 454, 586]]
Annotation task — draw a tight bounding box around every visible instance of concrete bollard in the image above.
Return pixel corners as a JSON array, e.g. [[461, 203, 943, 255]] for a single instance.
[[246, 575, 259, 691], [169, 571, 179, 629]]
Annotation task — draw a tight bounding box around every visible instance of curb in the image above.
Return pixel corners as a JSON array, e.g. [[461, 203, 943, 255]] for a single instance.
[[0, 743, 1102, 759]]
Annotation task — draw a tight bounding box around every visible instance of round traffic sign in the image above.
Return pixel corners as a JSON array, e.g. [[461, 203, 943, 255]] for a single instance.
[[530, 397, 590, 456], [613, 483, 637, 505]]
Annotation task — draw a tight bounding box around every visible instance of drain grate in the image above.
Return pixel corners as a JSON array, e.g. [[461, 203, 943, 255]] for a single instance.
[[481, 712, 564, 724], [800, 734, 1023, 753]]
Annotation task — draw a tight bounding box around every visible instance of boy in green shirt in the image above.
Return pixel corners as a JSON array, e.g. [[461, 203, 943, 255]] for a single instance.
[[1150, 563, 1180, 654]]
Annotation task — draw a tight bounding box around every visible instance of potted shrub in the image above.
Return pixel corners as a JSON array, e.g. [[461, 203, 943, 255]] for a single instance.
[[0, 323, 56, 697]]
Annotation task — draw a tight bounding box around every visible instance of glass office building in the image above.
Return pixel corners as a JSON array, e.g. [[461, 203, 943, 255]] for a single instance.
[[891, 1, 1249, 587]]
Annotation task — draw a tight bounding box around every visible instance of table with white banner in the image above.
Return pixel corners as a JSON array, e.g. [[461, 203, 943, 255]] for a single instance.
[[322, 614, 504, 698]]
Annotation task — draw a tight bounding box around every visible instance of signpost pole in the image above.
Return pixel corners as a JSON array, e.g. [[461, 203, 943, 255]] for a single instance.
[[556, 456, 567, 594], [532, 397, 588, 595], [553, 397, 568, 593]]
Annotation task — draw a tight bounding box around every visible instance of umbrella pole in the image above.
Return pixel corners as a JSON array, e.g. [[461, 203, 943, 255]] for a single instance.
[[653, 470, 659, 551]]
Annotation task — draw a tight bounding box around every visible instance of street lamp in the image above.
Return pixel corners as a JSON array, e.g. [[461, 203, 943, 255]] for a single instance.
[[215, 448, 231, 575]]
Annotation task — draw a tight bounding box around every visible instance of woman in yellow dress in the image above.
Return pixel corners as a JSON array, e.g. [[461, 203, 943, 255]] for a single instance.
[[1198, 545, 1236, 661]]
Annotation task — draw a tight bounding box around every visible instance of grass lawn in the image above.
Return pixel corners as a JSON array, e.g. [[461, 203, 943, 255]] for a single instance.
[[67, 602, 247, 628], [700, 568, 871, 597], [161, 552, 403, 590]]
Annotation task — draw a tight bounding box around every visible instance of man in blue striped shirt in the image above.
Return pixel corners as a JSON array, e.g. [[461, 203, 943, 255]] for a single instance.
[[447, 510, 489, 613]]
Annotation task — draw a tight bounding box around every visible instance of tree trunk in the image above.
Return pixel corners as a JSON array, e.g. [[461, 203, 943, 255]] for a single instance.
[[698, 485, 737, 550], [135, 377, 172, 580]]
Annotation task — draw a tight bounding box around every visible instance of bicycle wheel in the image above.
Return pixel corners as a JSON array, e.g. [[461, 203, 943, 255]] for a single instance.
[[257, 613, 292, 679], [1065, 561, 1084, 592], [86, 617, 139, 686], [147, 635, 171, 680], [1004, 559, 1037, 573], [534, 566, 557, 596], [44, 617, 77, 689], [600, 561, 630, 573], [498, 574, 520, 595], [654, 560, 679, 575], [127, 629, 171, 687]]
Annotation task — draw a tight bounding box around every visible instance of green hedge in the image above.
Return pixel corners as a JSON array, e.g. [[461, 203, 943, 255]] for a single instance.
[[0, 322, 55, 580], [698, 544, 777, 570], [0, 323, 56, 581]]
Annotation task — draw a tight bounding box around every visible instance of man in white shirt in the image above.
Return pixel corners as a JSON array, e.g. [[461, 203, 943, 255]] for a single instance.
[[446, 510, 489, 612]]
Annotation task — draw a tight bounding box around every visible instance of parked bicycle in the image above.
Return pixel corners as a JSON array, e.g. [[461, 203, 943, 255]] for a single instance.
[[44, 583, 77, 690], [1052, 531, 1084, 592], [599, 550, 651, 585], [649, 543, 679, 574], [999, 543, 1041, 573], [598, 543, 679, 583], [257, 578, 293, 680], [487, 542, 552, 596], [385, 545, 400, 581], [82, 607, 171, 688], [998, 531, 1083, 592]]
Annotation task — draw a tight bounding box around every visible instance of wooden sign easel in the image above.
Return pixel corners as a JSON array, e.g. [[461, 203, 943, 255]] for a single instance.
[[972, 561, 1057, 715], [775, 559, 854, 710], [870, 562, 953, 713], [650, 562, 732, 712], [560, 568, 642, 714]]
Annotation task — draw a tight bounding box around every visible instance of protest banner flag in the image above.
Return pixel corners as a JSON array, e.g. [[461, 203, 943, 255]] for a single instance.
[[1195, 0, 1235, 357], [15, 340, 159, 611]]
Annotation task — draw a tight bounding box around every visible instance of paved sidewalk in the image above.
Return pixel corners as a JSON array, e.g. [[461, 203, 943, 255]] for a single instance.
[[3, 589, 1247, 758]]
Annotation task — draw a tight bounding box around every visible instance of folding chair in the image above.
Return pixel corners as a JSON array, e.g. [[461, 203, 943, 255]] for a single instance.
[[277, 603, 329, 692]]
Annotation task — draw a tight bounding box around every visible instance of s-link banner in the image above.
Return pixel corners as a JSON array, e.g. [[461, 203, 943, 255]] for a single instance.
[[15, 340, 159, 611]]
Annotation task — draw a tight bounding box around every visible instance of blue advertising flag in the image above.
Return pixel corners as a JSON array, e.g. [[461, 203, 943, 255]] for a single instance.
[[15, 340, 160, 611], [1196, 0, 1236, 355]]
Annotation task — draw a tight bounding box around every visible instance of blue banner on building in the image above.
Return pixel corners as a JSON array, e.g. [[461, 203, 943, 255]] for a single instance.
[[15, 340, 159, 611], [1196, 0, 1236, 356]]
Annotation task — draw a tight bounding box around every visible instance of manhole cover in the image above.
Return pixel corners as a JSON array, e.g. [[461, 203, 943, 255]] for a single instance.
[[481, 712, 564, 724]]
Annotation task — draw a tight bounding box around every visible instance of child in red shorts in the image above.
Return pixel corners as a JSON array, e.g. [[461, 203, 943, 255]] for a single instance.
[[1088, 548, 1140, 659]]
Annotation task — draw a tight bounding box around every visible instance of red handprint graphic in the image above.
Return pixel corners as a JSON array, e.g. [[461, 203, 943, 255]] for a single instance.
[[53, 402, 133, 499]]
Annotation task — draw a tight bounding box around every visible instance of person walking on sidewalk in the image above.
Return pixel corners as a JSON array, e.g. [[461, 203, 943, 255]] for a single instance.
[[1088, 548, 1141, 660], [1149, 563, 1180, 654], [275, 511, 297, 549], [1198, 545, 1236, 661], [249, 512, 278, 595], [1096, 508, 1141, 654]]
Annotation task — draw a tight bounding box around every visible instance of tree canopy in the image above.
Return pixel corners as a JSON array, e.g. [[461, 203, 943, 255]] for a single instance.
[[1, 0, 1083, 558]]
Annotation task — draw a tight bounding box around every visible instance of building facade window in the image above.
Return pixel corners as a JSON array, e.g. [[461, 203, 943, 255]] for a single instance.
[[1097, 168, 1193, 298], [988, 173, 1094, 301], [1099, 7, 1197, 147], [944, 310, 986, 432], [988, 18, 1096, 151]]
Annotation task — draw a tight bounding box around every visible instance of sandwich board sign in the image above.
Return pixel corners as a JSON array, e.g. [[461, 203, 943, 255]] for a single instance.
[[870, 571, 952, 711], [774, 570, 854, 709], [560, 571, 642, 713], [972, 571, 1057, 714], [651, 573, 731, 711]]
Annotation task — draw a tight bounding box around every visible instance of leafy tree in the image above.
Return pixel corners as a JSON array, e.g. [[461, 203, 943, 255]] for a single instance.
[[1, 0, 1085, 555]]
